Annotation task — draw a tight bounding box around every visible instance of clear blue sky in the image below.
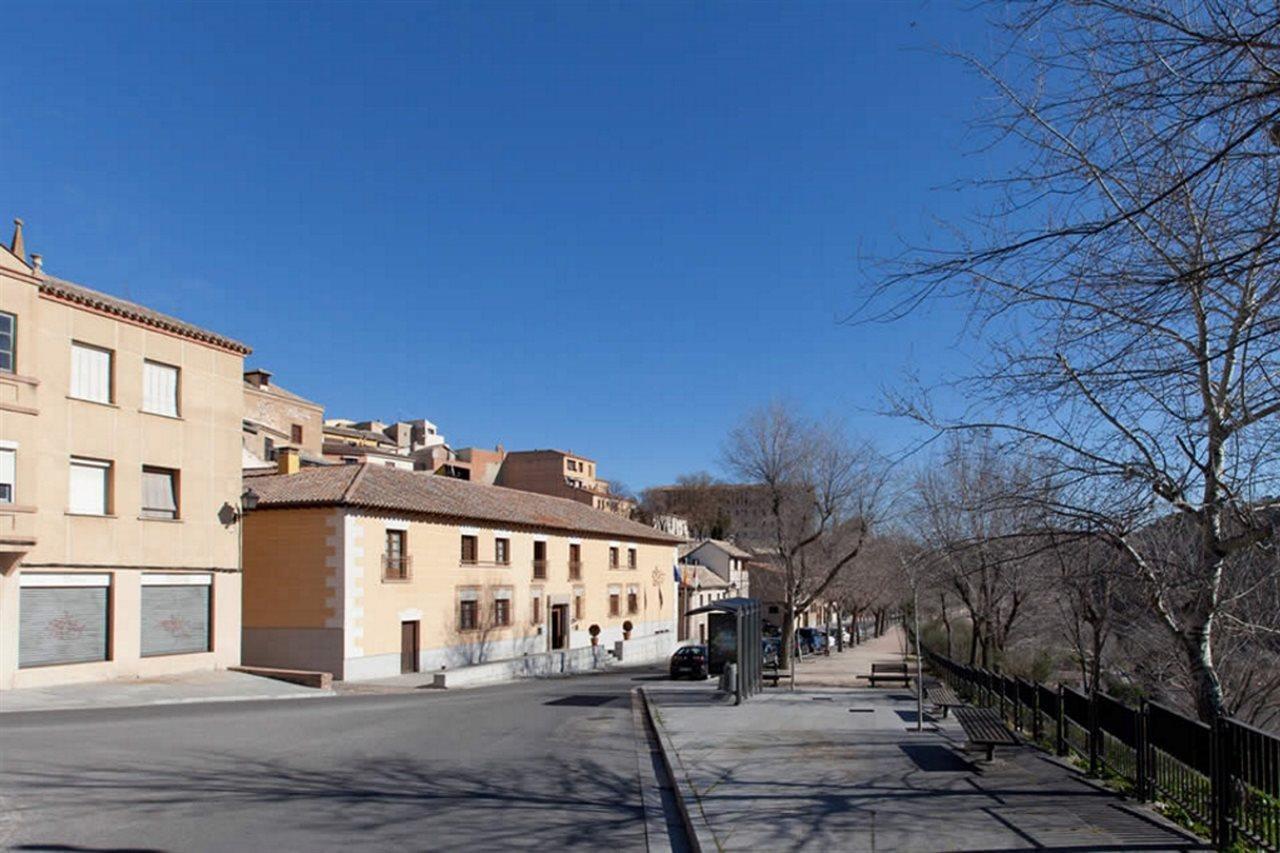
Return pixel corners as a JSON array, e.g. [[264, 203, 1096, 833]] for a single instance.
[[2, 1, 1000, 491]]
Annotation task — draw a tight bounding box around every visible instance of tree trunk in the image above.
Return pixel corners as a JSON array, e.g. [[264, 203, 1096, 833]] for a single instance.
[[1183, 618, 1226, 721], [939, 592, 952, 658]]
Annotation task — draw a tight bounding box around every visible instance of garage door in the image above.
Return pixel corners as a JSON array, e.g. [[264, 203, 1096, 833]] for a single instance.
[[141, 573, 211, 656], [19, 574, 111, 668]]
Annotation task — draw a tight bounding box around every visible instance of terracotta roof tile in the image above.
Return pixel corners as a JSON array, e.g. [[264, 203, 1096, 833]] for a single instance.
[[245, 464, 681, 543], [38, 273, 251, 354]]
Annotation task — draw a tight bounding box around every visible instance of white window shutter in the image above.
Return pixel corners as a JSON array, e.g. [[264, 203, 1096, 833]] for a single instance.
[[68, 459, 109, 515], [142, 361, 178, 416], [71, 344, 111, 403]]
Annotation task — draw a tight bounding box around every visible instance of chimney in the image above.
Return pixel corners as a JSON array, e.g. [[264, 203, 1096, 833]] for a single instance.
[[10, 219, 24, 261], [276, 446, 301, 475], [30, 253, 42, 273], [244, 369, 272, 389]]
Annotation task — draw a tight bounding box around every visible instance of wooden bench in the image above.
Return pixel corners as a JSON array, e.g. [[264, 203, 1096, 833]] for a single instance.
[[954, 706, 1018, 761], [926, 682, 963, 718], [866, 661, 910, 687]]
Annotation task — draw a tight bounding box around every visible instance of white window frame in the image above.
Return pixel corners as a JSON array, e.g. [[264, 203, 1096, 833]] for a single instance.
[[142, 359, 180, 417], [69, 342, 113, 404], [0, 310, 14, 373], [68, 457, 112, 516], [0, 441, 15, 504]]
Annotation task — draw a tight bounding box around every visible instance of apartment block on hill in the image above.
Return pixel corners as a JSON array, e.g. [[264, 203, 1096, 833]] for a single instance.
[[495, 449, 636, 517]]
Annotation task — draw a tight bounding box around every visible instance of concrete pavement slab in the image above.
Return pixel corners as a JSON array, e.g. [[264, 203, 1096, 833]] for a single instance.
[[647, 682, 1207, 852], [0, 669, 333, 714]]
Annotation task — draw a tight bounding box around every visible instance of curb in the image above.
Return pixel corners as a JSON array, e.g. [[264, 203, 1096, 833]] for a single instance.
[[637, 686, 720, 853], [0, 689, 335, 716]]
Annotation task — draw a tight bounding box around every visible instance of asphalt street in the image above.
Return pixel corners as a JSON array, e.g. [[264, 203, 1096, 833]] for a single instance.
[[0, 667, 681, 852]]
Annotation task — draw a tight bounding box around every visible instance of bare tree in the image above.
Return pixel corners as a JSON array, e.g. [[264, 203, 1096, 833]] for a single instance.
[[722, 402, 885, 682], [865, 1, 1280, 721]]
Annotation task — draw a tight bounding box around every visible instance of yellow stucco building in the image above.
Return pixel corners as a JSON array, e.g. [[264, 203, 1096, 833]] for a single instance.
[[0, 221, 249, 690], [241, 458, 680, 680]]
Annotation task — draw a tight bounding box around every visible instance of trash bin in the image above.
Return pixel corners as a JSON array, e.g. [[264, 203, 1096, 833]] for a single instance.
[[719, 662, 738, 695]]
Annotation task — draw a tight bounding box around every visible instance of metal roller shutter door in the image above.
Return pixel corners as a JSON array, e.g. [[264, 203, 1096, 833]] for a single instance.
[[141, 584, 211, 656], [19, 586, 109, 668]]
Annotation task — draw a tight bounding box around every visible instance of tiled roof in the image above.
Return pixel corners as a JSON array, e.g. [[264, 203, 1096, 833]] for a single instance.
[[38, 273, 251, 354], [245, 463, 682, 543], [689, 538, 755, 559], [245, 379, 322, 408]]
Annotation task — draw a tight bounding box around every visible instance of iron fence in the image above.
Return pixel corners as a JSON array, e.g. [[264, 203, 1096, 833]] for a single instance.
[[923, 647, 1279, 851]]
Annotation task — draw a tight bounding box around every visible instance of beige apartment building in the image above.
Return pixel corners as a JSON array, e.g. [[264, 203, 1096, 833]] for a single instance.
[[242, 368, 325, 470], [240, 459, 679, 680], [0, 221, 249, 690], [496, 449, 637, 516]]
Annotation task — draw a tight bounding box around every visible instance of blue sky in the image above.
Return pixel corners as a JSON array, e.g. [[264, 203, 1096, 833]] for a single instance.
[[2, 1, 1000, 491]]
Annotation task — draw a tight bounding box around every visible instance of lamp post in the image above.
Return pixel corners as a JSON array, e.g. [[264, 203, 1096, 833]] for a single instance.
[[232, 487, 259, 578]]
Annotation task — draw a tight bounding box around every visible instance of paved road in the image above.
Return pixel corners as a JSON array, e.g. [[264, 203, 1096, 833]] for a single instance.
[[0, 668, 678, 852]]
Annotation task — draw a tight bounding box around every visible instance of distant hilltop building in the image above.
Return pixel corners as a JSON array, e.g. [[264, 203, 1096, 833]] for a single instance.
[[495, 449, 636, 518], [322, 417, 445, 470]]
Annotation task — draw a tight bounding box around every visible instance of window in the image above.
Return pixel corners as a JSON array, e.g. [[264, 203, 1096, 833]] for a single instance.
[[0, 447, 13, 503], [460, 534, 478, 564], [0, 311, 13, 373], [609, 547, 620, 568], [574, 588, 584, 620], [291, 424, 303, 444], [627, 586, 639, 614], [263, 437, 276, 461], [142, 360, 179, 417], [70, 342, 112, 404], [384, 529, 408, 580], [533, 540, 547, 579], [532, 590, 543, 624], [140, 467, 179, 519], [568, 543, 581, 579], [459, 599, 478, 630], [609, 591, 621, 617], [494, 596, 511, 627], [68, 457, 111, 515], [627, 547, 637, 569], [495, 537, 510, 565]]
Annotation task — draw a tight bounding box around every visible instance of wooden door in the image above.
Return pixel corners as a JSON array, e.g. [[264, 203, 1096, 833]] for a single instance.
[[550, 605, 567, 650], [400, 620, 419, 673]]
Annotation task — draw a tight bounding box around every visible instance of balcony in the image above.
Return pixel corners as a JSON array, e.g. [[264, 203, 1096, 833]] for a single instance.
[[532, 559, 548, 580], [382, 553, 413, 582], [568, 560, 582, 581]]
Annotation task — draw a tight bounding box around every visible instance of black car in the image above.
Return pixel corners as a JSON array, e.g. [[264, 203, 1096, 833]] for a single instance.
[[669, 645, 709, 680]]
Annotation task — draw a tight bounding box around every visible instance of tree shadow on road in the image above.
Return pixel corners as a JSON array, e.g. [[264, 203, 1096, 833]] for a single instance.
[[3, 753, 646, 852]]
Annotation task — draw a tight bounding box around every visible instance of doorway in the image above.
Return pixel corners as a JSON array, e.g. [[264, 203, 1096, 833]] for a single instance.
[[400, 620, 420, 674], [550, 604, 569, 650]]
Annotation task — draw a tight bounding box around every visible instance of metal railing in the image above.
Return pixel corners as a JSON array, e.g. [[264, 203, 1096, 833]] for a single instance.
[[925, 647, 1279, 851], [568, 560, 582, 580], [532, 559, 547, 580], [381, 553, 412, 581]]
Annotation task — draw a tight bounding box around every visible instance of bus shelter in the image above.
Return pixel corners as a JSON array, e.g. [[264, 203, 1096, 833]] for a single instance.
[[685, 596, 762, 702]]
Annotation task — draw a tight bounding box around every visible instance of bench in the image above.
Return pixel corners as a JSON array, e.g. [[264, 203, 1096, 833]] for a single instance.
[[866, 661, 910, 687], [926, 682, 963, 718], [763, 662, 783, 686], [954, 706, 1018, 761]]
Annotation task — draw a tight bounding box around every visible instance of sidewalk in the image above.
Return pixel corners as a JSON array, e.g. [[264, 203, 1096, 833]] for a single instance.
[[646, 659, 1205, 851], [787, 626, 908, 689], [0, 669, 333, 714]]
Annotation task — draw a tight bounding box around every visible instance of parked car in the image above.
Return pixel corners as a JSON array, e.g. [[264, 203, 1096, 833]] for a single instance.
[[669, 644, 709, 680], [796, 627, 829, 655]]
